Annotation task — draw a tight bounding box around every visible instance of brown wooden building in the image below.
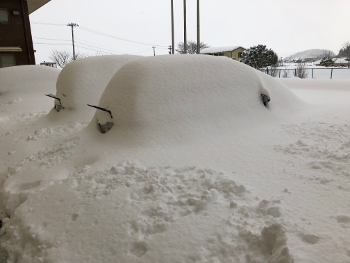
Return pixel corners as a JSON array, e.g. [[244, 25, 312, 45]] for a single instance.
[[0, 0, 50, 68]]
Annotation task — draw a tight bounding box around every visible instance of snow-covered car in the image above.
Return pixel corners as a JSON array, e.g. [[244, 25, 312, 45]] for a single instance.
[[88, 55, 301, 146], [47, 55, 141, 122]]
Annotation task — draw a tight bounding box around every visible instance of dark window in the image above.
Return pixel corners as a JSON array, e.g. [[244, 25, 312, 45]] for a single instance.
[[0, 54, 16, 68], [0, 8, 9, 23], [238, 52, 243, 58]]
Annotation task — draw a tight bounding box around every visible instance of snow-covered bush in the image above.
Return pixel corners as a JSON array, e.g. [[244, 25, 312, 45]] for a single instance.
[[295, 62, 309, 79]]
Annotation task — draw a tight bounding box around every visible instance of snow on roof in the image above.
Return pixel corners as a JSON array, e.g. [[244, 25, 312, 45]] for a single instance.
[[51, 55, 141, 122], [334, 57, 349, 63], [200, 46, 245, 54], [89, 55, 303, 146]]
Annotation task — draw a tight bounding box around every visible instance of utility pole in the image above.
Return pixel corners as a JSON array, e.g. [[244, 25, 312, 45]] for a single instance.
[[183, 0, 187, 54], [196, 0, 200, 54], [171, 0, 174, 54], [67, 23, 79, 60], [152, 46, 156, 56]]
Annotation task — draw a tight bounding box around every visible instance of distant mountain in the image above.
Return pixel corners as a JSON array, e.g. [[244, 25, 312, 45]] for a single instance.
[[286, 49, 335, 60]]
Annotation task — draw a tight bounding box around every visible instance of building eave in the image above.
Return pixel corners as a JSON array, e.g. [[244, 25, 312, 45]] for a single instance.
[[27, 0, 51, 14]]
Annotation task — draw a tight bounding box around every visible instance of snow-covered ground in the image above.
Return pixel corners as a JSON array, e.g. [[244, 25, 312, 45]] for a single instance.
[[266, 62, 350, 80], [0, 56, 350, 263]]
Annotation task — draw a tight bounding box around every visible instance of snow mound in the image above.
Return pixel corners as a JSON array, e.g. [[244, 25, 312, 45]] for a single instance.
[[0, 65, 59, 96], [0, 66, 60, 114], [90, 55, 303, 146], [49, 55, 141, 122]]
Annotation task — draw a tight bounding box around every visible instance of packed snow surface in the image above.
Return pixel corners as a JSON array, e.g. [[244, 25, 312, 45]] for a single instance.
[[1, 56, 350, 263]]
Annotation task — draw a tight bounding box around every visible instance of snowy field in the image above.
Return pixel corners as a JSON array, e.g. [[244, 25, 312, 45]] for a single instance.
[[0, 55, 350, 263], [265, 62, 350, 80]]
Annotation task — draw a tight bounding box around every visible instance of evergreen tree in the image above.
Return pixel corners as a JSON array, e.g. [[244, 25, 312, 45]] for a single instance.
[[319, 57, 334, 67], [242, 45, 278, 69]]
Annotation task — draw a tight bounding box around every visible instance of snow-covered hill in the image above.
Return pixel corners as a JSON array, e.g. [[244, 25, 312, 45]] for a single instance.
[[286, 49, 335, 60]]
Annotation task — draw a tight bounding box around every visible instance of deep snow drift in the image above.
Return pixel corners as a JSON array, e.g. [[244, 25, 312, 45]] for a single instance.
[[1, 56, 350, 263]]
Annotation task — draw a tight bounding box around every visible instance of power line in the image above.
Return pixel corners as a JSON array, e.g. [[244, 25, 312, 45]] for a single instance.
[[33, 42, 139, 55], [34, 37, 71, 41], [34, 39, 124, 54], [75, 45, 115, 54], [34, 42, 71, 46], [33, 37, 124, 53], [78, 26, 168, 48], [32, 21, 169, 49], [31, 22, 66, 26]]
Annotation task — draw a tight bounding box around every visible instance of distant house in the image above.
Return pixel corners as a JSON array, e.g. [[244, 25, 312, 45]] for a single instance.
[[40, 61, 57, 68], [315, 58, 349, 67], [0, 0, 51, 68], [200, 46, 246, 61], [304, 57, 318, 63]]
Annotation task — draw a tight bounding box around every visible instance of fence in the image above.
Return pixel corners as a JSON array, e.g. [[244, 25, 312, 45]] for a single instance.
[[263, 68, 350, 80]]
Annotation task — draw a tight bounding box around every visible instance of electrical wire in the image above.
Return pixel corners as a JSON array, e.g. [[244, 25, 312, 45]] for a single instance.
[[33, 37, 124, 54], [34, 37, 71, 41], [34, 42, 71, 46], [32, 22, 168, 48], [34, 38, 124, 54], [78, 26, 168, 48], [75, 45, 119, 55], [31, 22, 67, 26], [33, 42, 134, 55]]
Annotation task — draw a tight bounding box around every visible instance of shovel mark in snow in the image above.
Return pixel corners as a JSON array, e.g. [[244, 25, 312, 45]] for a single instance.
[[335, 215, 350, 229], [130, 241, 147, 258], [301, 233, 320, 244]]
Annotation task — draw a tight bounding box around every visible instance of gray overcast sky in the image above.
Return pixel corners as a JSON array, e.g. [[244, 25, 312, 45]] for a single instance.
[[30, 0, 350, 63]]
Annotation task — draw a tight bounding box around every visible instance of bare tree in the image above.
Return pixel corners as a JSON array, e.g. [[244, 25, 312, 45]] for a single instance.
[[319, 51, 335, 67], [177, 41, 210, 54], [338, 42, 350, 68], [49, 49, 88, 68], [49, 50, 71, 68], [295, 62, 308, 79], [267, 63, 279, 77], [282, 67, 290, 78]]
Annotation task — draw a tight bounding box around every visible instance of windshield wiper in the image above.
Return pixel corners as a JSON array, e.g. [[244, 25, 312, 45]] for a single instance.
[[46, 94, 63, 112], [87, 104, 113, 119]]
